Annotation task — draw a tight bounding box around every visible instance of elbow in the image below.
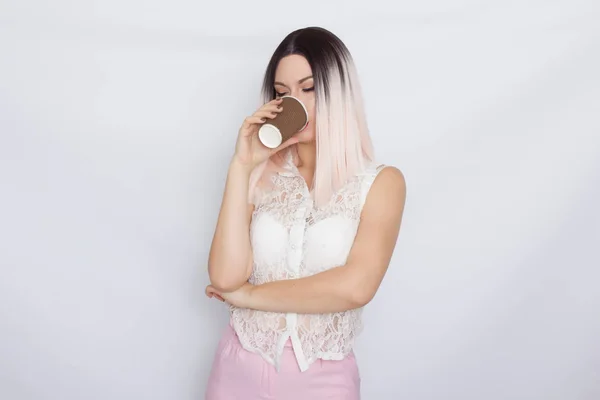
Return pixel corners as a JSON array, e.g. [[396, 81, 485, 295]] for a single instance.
[[208, 268, 248, 292], [348, 288, 374, 309], [345, 269, 378, 308], [342, 262, 383, 309], [207, 247, 252, 292], [345, 277, 376, 309]]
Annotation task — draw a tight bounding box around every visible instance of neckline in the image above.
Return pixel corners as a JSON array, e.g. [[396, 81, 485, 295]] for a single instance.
[[276, 150, 314, 196], [276, 150, 297, 177]]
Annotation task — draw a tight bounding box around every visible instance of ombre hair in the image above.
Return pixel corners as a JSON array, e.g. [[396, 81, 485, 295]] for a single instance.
[[249, 27, 374, 207]]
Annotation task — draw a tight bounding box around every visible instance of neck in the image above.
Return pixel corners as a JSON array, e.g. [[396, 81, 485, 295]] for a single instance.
[[296, 141, 316, 187], [296, 141, 316, 169]]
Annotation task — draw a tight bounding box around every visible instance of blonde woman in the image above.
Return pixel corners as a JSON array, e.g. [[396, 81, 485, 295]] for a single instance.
[[205, 26, 407, 400]]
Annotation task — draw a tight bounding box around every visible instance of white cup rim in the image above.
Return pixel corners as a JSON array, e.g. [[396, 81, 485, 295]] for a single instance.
[[258, 123, 282, 149]]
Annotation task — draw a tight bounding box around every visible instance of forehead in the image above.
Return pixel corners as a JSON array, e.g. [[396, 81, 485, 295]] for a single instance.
[[274, 55, 313, 82]]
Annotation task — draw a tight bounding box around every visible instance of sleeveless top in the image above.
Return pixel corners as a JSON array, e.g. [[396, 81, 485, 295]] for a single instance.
[[229, 153, 386, 372]]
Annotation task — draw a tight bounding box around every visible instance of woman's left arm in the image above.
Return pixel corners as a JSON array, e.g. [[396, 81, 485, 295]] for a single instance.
[[206, 167, 407, 313]]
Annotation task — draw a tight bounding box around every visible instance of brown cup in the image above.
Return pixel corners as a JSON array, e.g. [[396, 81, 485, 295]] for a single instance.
[[258, 96, 309, 149]]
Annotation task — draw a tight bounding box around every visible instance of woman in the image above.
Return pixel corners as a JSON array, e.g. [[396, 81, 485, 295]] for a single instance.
[[204, 27, 406, 400]]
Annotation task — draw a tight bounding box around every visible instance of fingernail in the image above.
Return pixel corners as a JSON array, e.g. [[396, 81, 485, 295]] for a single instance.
[[260, 118, 266, 122]]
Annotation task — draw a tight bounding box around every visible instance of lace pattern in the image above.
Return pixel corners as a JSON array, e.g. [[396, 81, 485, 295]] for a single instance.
[[230, 156, 385, 371]]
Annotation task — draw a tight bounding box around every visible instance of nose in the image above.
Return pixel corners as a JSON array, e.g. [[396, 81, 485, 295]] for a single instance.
[[289, 87, 302, 98]]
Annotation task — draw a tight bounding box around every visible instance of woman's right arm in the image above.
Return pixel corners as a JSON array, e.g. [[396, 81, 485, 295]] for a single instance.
[[207, 97, 297, 292], [207, 158, 255, 292]]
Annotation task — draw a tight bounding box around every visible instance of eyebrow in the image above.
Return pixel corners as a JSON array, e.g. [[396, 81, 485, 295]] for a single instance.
[[274, 75, 313, 88]]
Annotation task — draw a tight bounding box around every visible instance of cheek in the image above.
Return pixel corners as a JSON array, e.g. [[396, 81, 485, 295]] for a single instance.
[[304, 107, 316, 132], [298, 96, 316, 141], [297, 108, 316, 142], [304, 99, 316, 125], [303, 119, 317, 141], [308, 106, 316, 124]]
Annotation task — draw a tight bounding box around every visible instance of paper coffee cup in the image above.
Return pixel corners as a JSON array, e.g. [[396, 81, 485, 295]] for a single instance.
[[258, 96, 309, 149]]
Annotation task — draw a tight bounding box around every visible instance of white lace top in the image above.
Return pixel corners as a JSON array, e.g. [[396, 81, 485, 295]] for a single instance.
[[229, 153, 385, 372]]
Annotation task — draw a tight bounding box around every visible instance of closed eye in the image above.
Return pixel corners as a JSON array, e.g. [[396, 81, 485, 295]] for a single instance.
[[275, 87, 314, 97]]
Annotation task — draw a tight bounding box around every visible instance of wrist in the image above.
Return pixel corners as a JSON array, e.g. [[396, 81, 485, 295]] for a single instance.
[[245, 284, 259, 310], [229, 156, 254, 177]]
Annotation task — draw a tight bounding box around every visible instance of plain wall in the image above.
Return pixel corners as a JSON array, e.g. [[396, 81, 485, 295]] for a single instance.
[[1, 1, 599, 399]]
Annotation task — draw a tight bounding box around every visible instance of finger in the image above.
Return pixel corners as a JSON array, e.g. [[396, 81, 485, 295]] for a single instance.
[[206, 285, 218, 296], [267, 98, 283, 106], [271, 136, 300, 154], [258, 103, 283, 113], [205, 285, 225, 301], [257, 104, 283, 114], [242, 116, 267, 130], [252, 109, 280, 120], [214, 294, 225, 302]]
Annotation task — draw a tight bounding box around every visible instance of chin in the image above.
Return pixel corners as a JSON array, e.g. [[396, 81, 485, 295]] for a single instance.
[[297, 139, 316, 146], [295, 129, 316, 144]]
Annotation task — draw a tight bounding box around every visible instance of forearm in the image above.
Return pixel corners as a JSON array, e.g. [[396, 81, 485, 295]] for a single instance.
[[247, 263, 371, 314], [212, 165, 404, 313], [208, 158, 253, 291]]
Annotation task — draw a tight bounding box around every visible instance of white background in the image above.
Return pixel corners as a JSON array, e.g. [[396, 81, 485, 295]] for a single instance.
[[1, 1, 599, 399]]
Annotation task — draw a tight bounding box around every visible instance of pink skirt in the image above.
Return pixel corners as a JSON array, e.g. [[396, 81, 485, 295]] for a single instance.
[[205, 324, 361, 400]]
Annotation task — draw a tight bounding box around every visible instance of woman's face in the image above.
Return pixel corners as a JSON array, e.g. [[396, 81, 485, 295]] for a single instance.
[[273, 54, 316, 144]]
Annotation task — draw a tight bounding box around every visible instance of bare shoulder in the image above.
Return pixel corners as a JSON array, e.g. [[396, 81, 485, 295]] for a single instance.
[[374, 165, 406, 192], [363, 166, 407, 219], [370, 166, 406, 204]]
